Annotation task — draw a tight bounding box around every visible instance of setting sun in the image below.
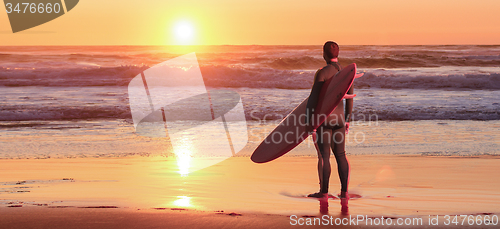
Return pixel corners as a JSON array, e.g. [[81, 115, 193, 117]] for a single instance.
[[173, 21, 195, 45]]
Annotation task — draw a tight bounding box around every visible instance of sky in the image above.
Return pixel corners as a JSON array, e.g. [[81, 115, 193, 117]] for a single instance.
[[1, 0, 499, 45]]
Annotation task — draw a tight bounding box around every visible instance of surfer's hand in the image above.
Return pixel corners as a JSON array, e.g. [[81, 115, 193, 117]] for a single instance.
[[345, 122, 350, 134]]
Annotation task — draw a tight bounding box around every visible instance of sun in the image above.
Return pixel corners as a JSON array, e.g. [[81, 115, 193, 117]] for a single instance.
[[173, 21, 195, 45]]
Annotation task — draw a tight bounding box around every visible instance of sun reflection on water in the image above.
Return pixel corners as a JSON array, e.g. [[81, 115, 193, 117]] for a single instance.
[[174, 136, 193, 176], [176, 149, 191, 176], [172, 196, 192, 207]]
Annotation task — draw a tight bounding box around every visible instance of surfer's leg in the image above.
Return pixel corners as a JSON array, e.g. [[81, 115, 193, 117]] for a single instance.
[[332, 125, 349, 198], [317, 125, 332, 194], [308, 125, 332, 198], [315, 141, 323, 191], [308, 147, 325, 197]]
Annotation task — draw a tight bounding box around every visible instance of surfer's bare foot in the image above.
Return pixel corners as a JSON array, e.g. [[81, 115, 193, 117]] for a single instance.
[[307, 192, 328, 198], [339, 191, 348, 199]]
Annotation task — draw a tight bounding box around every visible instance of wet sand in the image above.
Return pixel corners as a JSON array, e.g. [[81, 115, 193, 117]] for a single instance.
[[1, 155, 499, 228]]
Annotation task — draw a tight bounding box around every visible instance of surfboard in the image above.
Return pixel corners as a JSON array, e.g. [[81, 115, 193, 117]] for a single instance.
[[251, 63, 358, 163]]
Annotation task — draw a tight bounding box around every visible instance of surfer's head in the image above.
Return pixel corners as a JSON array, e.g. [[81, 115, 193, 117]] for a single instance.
[[323, 41, 339, 62]]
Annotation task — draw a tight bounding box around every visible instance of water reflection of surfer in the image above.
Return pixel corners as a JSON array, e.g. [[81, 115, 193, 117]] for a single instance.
[[305, 41, 353, 201]]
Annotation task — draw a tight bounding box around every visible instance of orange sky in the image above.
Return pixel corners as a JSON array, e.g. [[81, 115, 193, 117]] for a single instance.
[[1, 0, 499, 45]]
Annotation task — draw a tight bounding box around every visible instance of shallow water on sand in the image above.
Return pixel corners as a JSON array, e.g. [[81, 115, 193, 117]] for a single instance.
[[1, 156, 499, 217], [1, 120, 498, 159]]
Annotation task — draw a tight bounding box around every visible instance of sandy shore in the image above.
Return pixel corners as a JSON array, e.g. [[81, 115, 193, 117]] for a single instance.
[[1, 155, 499, 228], [2, 207, 496, 229]]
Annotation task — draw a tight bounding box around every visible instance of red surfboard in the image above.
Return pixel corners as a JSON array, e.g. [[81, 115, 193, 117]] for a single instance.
[[251, 63, 358, 163]]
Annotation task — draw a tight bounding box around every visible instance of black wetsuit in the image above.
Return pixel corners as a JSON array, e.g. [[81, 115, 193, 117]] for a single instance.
[[306, 62, 352, 194]]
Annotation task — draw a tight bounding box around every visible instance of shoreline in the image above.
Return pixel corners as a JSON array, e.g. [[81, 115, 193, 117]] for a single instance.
[[2, 119, 499, 160], [1, 154, 499, 228]]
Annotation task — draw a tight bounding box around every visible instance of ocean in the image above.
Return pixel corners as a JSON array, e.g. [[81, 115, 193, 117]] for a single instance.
[[0, 45, 499, 159]]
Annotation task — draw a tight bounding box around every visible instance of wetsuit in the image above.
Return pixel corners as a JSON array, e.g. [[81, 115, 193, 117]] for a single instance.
[[306, 62, 352, 195]]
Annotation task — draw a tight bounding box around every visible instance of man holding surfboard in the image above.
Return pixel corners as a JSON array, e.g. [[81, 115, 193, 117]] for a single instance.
[[251, 42, 360, 211], [305, 41, 353, 199]]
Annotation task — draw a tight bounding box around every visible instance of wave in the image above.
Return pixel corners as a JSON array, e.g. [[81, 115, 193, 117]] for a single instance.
[[0, 53, 134, 60], [0, 66, 147, 87], [263, 56, 324, 69], [341, 56, 500, 69], [3, 45, 500, 70], [356, 71, 500, 90], [202, 66, 500, 90], [1, 65, 500, 90], [1, 88, 499, 122], [1, 104, 498, 122], [0, 106, 132, 121], [258, 54, 500, 70], [218, 55, 500, 69]]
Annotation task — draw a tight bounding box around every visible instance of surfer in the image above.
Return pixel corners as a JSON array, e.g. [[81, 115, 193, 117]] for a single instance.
[[306, 41, 353, 199]]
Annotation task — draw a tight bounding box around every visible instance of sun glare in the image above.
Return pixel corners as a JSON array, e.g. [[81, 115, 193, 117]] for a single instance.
[[173, 136, 193, 176], [173, 21, 195, 45], [176, 149, 191, 176], [172, 196, 192, 207]]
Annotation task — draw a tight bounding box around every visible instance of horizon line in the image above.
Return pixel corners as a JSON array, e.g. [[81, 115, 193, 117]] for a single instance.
[[1, 44, 499, 47]]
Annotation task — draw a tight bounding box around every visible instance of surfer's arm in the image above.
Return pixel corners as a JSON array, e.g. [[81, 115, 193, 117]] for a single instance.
[[344, 86, 354, 123], [306, 70, 325, 127]]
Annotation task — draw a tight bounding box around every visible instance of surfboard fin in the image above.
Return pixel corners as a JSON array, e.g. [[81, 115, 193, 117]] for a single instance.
[[343, 94, 356, 99], [355, 73, 364, 79]]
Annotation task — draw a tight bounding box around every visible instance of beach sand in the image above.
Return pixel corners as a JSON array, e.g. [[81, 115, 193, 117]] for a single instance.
[[1, 154, 499, 228]]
